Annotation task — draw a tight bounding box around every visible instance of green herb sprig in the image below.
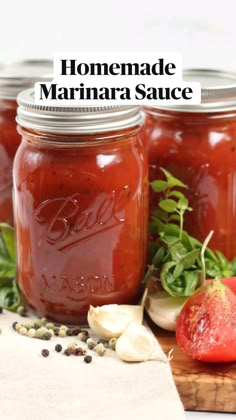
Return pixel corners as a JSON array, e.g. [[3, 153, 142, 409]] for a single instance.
[[145, 168, 236, 297], [0, 223, 23, 311]]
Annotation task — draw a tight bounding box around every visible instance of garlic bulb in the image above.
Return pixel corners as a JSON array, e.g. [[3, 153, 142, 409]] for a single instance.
[[87, 303, 144, 340], [116, 322, 167, 363], [145, 291, 187, 331]]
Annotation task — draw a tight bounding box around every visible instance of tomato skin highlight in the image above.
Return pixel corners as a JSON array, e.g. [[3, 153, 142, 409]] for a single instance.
[[205, 277, 236, 294], [176, 279, 236, 363]]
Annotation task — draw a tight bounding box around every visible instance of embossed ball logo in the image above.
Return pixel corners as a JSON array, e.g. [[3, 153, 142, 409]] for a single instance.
[[35, 186, 131, 251]]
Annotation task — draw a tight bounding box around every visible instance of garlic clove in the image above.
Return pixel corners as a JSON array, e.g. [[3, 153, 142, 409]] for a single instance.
[[87, 303, 144, 340], [145, 291, 187, 331], [115, 322, 167, 363]]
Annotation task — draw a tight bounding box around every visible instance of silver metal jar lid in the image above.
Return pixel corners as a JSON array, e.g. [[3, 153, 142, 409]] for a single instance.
[[16, 88, 143, 134], [147, 69, 236, 113], [0, 60, 53, 100]]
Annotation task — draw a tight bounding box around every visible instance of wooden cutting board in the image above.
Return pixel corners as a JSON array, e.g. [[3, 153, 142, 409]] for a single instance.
[[150, 321, 236, 413]]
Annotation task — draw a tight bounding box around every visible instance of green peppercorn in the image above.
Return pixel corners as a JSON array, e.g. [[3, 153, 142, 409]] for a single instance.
[[45, 322, 54, 329], [95, 343, 106, 356], [19, 326, 28, 336], [84, 355, 92, 363], [41, 317, 47, 325], [27, 328, 36, 338], [67, 343, 77, 350], [41, 349, 49, 357], [55, 344, 62, 352], [24, 322, 34, 330], [58, 329, 67, 338], [34, 319, 43, 329], [78, 331, 89, 342], [17, 306, 27, 317], [35, 327, 48, 339], [48, 328, 54, 336], [60, 325, 68, 331], [15, 322, 22, 332], [108, 337, 117, 350], [86, 338, 96, 350], [97, 339, 109, 348]]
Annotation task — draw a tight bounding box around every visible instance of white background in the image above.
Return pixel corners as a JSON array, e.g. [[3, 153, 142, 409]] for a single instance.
[[1, 1, 236, 419]]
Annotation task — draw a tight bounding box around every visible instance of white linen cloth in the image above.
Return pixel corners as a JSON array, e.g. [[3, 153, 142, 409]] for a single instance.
[[0, 311, 185, 420]]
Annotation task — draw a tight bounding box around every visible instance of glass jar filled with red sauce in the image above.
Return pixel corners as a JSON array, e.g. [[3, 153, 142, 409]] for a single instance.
[[14, 89, 148, 324], [0, 60, 52, 224], [143, 69, 236, 260]]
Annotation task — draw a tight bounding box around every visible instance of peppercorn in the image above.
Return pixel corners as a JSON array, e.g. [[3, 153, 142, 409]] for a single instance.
[[55, 344, 63, 353], [87, 338, 96, 350], [41, 349, 49, 357], [54, 327, 59, 336], [45, 322, 54, 329], [66, 329, 73, 336], [95, 343, 106, 356], [15, 322, 22, 332], [60, 325, 68, 331], [67, 343, 77, 350], [12, 321, 18, 330], [84, 355, 92, 364], [48, 329, 55, 336], [17, 306, 27, 317], [35, 327, 48, 339], [71, 327, 81, 335], [97, 339, 109, 348], [108, 337, 117, 350], [27, 328, 36, 338], [64, 348, 73, 356], [78, 331, 89, 342], [0, 306, 3, 314], [19, 326, 28, 336], [42, 332, 52, 341], [73, 347, 86, 356], [24, 322, 34, 330], [58, 329, 67, 338]]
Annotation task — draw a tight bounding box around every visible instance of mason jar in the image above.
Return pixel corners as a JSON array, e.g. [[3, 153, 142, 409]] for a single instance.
[[0, 60, 52, 224], [143, 69, 236, 260], [14, 89, 148, 324]]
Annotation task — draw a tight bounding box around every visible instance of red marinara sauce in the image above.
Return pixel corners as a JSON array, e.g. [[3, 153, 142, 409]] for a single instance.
[[14, 89, 148, 324], [0, 60, 52, 224], [142, 69, 236, 260]]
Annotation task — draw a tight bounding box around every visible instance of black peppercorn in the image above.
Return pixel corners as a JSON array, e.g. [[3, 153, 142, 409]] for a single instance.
[[64, 348, 73, 356], [66, 329, 73, 336], [55, 344, 63, 352], [12, 321, 18, 330], [73, 347, 86, 356], [71, 327, 81, 335], [41, 349, 49, 357], [84, 355, 92, 363], [42, 332, 52, 340]]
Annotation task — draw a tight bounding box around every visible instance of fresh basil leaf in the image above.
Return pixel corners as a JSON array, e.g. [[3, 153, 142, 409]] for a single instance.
[[180, 249, 200, 269], [159, 199, 178, 213], [151, 180, 168, 192], [0, 223, 15, 261], [153, 246, 166, 265], [160, 168, 187, 188]]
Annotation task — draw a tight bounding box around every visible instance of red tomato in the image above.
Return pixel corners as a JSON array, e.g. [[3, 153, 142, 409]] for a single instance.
[[205, 277, 236, 294], [176, 278, 236, 363]]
